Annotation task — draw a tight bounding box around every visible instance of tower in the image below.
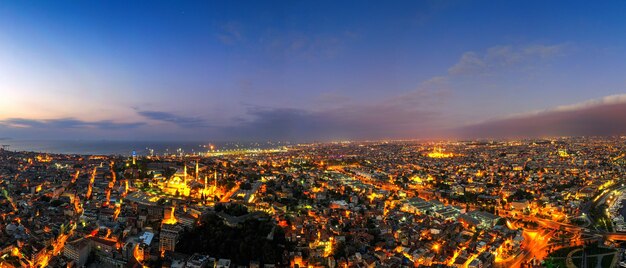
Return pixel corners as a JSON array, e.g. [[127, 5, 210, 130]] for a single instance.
[[195, 161, 199, 181], [183, 164, 187, 184]]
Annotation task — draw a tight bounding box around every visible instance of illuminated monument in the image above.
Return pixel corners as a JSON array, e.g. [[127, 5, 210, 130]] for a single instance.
[[195, 160, 199, 181], [159, 165, 191, 196], [427, 147, 455, 158], [156, 162, 223, 200], [200, 171, 218, 200]]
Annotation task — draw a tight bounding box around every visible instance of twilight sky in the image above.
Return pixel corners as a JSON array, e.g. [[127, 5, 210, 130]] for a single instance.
[[1, 0, 626, 141]]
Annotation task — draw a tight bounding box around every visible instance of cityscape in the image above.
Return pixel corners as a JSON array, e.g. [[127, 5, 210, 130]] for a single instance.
[[1, 138, 626, 267], [3, 1, 626, 268]]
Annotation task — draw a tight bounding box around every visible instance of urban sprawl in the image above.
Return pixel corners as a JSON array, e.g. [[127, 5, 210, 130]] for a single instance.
[[1, 137, 626, 268]]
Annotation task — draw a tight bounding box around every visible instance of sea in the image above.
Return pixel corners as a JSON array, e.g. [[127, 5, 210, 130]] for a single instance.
[[0, 139, 291, 156]]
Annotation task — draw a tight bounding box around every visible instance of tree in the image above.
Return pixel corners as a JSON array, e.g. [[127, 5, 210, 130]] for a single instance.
[[333, 242, 346, 260], [240, 182, 252, 190], [50, 199, 64, 207], [177, 212, 289, 266], [215, 203, 226, 212]]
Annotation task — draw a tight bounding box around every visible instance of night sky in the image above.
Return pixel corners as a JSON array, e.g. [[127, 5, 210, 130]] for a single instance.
[[1, 0, 626, 141]]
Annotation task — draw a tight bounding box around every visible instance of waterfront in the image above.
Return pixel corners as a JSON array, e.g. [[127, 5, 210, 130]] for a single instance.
[[0, 139, 290, 156]]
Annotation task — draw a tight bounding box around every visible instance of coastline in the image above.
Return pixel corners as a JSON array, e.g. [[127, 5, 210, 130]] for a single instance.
[[0, 140, 290, 156]]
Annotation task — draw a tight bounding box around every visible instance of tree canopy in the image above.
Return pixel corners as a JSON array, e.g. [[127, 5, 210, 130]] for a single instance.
[[177, 212, 289, 265]]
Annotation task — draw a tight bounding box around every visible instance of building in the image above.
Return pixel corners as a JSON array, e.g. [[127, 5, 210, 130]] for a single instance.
[[63, 238, 91, 267], [217, 259, 231, 268], [186, 253, 211, 268], [158, 167, 191, 196], [159, 224, 184, 253], [139, 231, 154, 246], [177, 213, 197, 229], [89, 236, 118, 256]]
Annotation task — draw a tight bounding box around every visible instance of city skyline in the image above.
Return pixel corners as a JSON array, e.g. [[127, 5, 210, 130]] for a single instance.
[[2, 1, 626, 141], [3, 2, 626, 266]]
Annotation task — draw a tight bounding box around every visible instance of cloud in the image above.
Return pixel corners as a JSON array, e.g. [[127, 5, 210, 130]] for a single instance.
[[222, 89, 448, 141], [217, 21, 244, 45], [135, 110, 208, 128], [457, 94, 626, 139], [411, 0, 454, 26], [215, 72, 452, 141], [552, 94, 626, 112], [0, 118, 144, 129], [315, 92, 351, 106], [448, 52, 486, 75], [390, 76, 450, 107], [448, 44, 568, 75], [264, 31, 357, 61]]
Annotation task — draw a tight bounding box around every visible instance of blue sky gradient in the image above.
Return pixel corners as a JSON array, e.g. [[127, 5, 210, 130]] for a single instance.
[[1, 1, 626, 140]]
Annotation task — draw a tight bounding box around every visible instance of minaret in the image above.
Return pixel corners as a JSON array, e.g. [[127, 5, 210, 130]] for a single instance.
[[214, 171, 218, 188], [195, 160, 199, 181], [204, 175, 208, 191], [183, 164, 187, 184]]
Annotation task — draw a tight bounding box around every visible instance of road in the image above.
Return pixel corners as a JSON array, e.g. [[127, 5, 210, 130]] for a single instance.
[[496, 213, 591, 267], [36, 223, 76, 267], [220, 183, 240, 202], [504, 228, 554, 268]]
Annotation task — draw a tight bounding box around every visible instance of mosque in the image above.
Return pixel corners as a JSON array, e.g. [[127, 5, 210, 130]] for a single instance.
[[158, 165, 192, 197], [157, 162, 218, 199]]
